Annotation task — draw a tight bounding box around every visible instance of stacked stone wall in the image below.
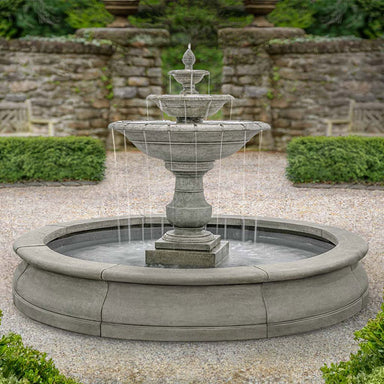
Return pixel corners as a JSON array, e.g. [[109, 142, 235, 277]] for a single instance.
[[0, 28, 168, 143], [219, 28, 384, 150]]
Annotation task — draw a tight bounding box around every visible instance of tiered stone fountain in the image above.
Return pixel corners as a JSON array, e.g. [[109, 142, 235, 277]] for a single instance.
[[12, 47, 368, 341], [112, 45, 268, 268]]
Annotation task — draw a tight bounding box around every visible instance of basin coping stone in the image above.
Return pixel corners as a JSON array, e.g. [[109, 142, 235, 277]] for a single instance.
[[13, 215, 368, 285]]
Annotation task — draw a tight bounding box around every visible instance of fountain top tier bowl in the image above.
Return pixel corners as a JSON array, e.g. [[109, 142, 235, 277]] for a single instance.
[[168, 43, 209, 95], [144, 44, 236, 122]]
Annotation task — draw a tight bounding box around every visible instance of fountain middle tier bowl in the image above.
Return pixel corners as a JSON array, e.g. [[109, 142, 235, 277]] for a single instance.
[[109, 120, 270, 162], [168, 69, 210, 88], [146, 94, 234, 120]]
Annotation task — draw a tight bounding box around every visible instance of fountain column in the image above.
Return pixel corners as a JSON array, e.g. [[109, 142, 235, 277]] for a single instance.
[[145, 160, 229, 267], [164, 161, 213, 228]]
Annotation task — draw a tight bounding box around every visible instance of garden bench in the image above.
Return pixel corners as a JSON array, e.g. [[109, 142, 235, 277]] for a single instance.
[[0, 100, 56, 136], [325, 100, 384, 137]]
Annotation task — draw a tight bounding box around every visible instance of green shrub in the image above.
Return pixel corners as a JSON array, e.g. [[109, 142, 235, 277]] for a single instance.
[[0, 0, 112, 38], [322, 301, 384, 383], [286, 136, 384, 184], [0, 136, 105, 183], [0, 310, 80, 384], [359, 366, 384, 384], [0, 373, 24, 384]]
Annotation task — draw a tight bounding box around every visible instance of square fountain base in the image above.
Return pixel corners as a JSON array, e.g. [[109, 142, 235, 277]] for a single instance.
[[145, 241, 229, 268], [154, 235, 221, 251]]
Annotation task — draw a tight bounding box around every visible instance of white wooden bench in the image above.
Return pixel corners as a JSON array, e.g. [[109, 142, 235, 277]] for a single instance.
[[325, 100, 384, 137], [0, 100, 56, 136]]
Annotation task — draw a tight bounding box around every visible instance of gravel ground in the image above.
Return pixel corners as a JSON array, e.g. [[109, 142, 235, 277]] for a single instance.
[[0, 150, 383, 384]]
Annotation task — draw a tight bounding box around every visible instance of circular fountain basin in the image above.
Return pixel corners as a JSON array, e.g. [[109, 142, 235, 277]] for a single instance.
[[12, 216, 368, 341], [109, 120, 269, 162]]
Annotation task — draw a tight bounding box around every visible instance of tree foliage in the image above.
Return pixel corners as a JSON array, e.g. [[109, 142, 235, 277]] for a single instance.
[[130, 0, 251, 47], [130, 0, 251, 93], [0, 0, 112, 38], [269, 0, 384, 39]]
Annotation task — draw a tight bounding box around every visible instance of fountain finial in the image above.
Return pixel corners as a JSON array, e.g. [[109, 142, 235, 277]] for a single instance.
[[168, 44, 208, 96], [182, 44, 195, 70]]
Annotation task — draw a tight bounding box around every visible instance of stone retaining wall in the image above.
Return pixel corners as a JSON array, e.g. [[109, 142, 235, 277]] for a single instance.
[[0, 28, 169, 144], [2, 28, 383, 151], [219, 28, 384, 150]]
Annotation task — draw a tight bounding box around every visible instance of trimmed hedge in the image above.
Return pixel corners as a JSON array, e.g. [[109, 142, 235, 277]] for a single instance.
[[0, 374, 21, 384], [0, 310, 80, 384], [0, 137, 105, 182], [361, 367, 384, 384], [321, 300, 384, 383], [286, 136, 384, 184]]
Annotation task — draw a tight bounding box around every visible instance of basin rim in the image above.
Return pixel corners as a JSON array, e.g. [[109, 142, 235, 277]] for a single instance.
[[108, 120, 271, 132], [13, 215, 368, 286]]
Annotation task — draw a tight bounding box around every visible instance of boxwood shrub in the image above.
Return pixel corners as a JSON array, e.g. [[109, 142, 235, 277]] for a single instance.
[[0, 310, 80, 384], [286, 136, 384, 184], [321, 300, 384, 383], [0, 137, 105, 183]]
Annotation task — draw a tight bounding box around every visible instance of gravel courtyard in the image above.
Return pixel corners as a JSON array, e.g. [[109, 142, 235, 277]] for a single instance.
[[1, 151, 383, 384]]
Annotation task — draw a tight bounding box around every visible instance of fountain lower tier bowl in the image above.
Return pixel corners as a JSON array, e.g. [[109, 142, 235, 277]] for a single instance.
[[109, 120, 269, 162], [13, 216, 368, 341], [146, 95, 234, 121]]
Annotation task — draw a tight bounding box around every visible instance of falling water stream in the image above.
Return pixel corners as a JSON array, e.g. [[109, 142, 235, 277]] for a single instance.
[[204, 100, 212, 120], [168, 130, 175, 227], [254, 130, 264, 243], [190, 70, 193, 95], [241, 130, 247, 242], [123, 135, 132, 242], [184, 100, 187, 123], [159, 100, 164, 120], [111, 128, 121, 244], [142, 131, 154, 240], [194, 131, 198, 179], [215, 131, 224, 235]]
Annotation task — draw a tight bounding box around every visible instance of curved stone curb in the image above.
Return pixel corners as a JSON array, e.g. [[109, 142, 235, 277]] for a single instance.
[[0, 181, 99, 188], [13, 215, 369, 341], [293, 183, 384, 191]]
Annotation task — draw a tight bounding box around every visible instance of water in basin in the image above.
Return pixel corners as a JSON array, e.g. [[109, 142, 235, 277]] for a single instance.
[[49, 224, 334, 268]]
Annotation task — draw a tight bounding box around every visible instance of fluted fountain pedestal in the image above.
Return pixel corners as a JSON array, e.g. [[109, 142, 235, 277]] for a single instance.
[[146, 160, 229, 267]]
